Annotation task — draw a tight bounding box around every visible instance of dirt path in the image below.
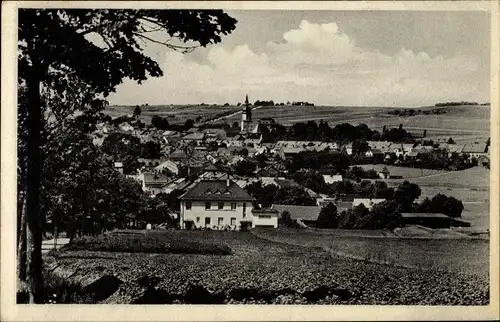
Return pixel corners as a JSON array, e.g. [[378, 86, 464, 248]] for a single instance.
[[207, 105, 265, 123]]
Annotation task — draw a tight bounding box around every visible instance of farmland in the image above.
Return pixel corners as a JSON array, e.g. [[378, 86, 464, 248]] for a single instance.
[[106, 104, 490, 139], [355, 166, 490, 230], [105, 104, 240, 125], [45, 230, 488, 305], [252, 228, 489, 278]]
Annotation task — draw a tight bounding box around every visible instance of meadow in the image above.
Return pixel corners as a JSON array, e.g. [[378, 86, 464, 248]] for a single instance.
[[106, 103, 489, 141], [45, 230, 488, 305], [252, 228, 489, 278], [105, 104, 240, 125]]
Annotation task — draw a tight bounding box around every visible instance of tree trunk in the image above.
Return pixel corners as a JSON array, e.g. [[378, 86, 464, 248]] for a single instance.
[[17, 194, 27, 282], [25, 74, 44, 303]]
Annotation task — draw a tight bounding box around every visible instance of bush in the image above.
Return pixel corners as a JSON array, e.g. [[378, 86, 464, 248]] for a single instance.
[[62, 232, 232, 255]]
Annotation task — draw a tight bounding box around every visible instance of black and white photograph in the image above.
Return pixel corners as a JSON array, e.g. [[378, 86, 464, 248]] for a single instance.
[[1, 1, 499, 320]]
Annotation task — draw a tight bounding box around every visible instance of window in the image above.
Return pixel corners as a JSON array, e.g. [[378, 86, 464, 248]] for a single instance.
[[205, 217, 211, 226], [243, 203, 247, 218], [186, 201, 192, 210], [259, 215, 272, 219], [205, 202, 211, 210], [231, 203, 237, 210], [218, 217, 224, 226], [230, 218, 236, 226], [196, 217, 200, 223], [218, 202, 224, 210]]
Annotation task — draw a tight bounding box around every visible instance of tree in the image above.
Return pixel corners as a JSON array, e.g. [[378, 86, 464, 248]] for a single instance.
[[18, 8, 237, 303], [316, 203, 338, 228], [369, 201, 402, 230], [393, 181, 421, 212], [273, 186, 315, 206], [255, 153, 268, 169], [279, 211, 294, 228], [447, 137, 456, 144], [151, 115, 169, 130], [233, 160, 256, 177], [133, 105, 142, 119], [352, 139, 370, 156], [184, 119, 195, 130]]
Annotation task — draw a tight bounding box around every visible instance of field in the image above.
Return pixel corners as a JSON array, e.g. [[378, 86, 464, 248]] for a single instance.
[[106, 104, 490, 139], [45, 230, 489, 305], [376, 167, 490, 229], [105, 104, 240, 125], [355, 164, 448, 179], [252, 228, 489, 278]]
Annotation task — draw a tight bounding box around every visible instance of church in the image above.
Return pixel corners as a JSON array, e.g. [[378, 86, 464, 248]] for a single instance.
[[239, 95, 278, 137]]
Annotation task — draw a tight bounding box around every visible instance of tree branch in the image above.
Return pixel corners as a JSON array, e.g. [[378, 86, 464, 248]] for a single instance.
[[133, 33, 198, 53]]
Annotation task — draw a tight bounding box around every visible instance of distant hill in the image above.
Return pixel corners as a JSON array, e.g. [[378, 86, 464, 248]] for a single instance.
[[434, 101, 489, 107]]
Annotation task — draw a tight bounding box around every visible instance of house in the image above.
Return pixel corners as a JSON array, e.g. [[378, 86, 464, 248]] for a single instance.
[[181, 132, 205, 146], [140, 173, 171, 196], [251, 208, 279, 228], [405, 150, 421, 160], [334, 195, 355, 211], [316, 196, 337, 207], [161, 178, 191, 195], [367, 141, 392, 154], [272, 204, 322, 227], [179, 179, 256, 230], [118, 122, 134, 132], [155, 160, 181, 175], [477, 155, 490, 167], [322, 174, 343, 184], [352, 198, 386, 210], [462, 142, 488, 160], [400, 213, 454, 229], [114, 162, 123, 174], [344, 143, 353, 155], [365, 148, 384, 159], [203, 128, 227, 140], [138, 158, 162, 168], [393, 143, 415, 158]]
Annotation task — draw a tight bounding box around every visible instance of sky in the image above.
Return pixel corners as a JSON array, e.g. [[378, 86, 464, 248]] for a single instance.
[[107, 10, 491, 107]]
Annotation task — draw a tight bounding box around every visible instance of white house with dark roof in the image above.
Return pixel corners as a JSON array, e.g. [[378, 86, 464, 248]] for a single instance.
[[179, 178, 259, 230]]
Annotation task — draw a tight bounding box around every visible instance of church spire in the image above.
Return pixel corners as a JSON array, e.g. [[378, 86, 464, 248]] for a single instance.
[[245, 94, 249, 106]]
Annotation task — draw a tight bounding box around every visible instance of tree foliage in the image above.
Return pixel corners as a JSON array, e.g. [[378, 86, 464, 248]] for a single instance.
[[316, 203, 339, 228], [18, 8, 237, 303]]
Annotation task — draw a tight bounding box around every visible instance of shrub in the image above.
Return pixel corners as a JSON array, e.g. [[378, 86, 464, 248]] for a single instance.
[[62, 232, 232, 255]]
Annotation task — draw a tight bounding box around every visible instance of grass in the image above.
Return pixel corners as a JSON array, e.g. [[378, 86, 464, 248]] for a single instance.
[[354, 164, 447, 179], [47, 230, 489, 305], [61, 230, 232, 255], [252, 228, 489, 278]]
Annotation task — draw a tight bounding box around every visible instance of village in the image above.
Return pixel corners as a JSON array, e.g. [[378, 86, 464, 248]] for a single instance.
[[88, 96, 489, 232]]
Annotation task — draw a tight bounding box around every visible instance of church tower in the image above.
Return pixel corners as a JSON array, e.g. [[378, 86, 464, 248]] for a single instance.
[[241, 94, 252, 133]]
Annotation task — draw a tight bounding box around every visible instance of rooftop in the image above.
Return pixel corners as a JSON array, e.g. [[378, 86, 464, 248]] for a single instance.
[[401, 213, 449, 219], [179, 180, 254, 201], [272, 204, 322, 221]]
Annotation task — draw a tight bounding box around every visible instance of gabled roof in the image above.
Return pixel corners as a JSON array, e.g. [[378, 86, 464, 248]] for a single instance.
[[143, 173, 171, 186], [462, 142, 487, 154], [369, 148, 383, 154], [401, 213, 449, 219], [272, 204, 321, 221], [182, 132, 205, 140], [179, 180, 254, 201]]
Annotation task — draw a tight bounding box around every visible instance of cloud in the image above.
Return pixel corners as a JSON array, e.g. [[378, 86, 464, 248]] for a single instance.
[[109, 19, 488, 107]]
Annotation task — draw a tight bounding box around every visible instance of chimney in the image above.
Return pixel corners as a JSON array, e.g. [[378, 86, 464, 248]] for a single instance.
[[226, 172, 230, 187]]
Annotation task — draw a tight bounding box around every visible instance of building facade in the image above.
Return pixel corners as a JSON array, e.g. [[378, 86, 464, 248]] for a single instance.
[[179, 179, 258, 230]]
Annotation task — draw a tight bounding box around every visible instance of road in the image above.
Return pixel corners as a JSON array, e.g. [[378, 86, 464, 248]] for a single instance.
[[205, 105, 265, 123]]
